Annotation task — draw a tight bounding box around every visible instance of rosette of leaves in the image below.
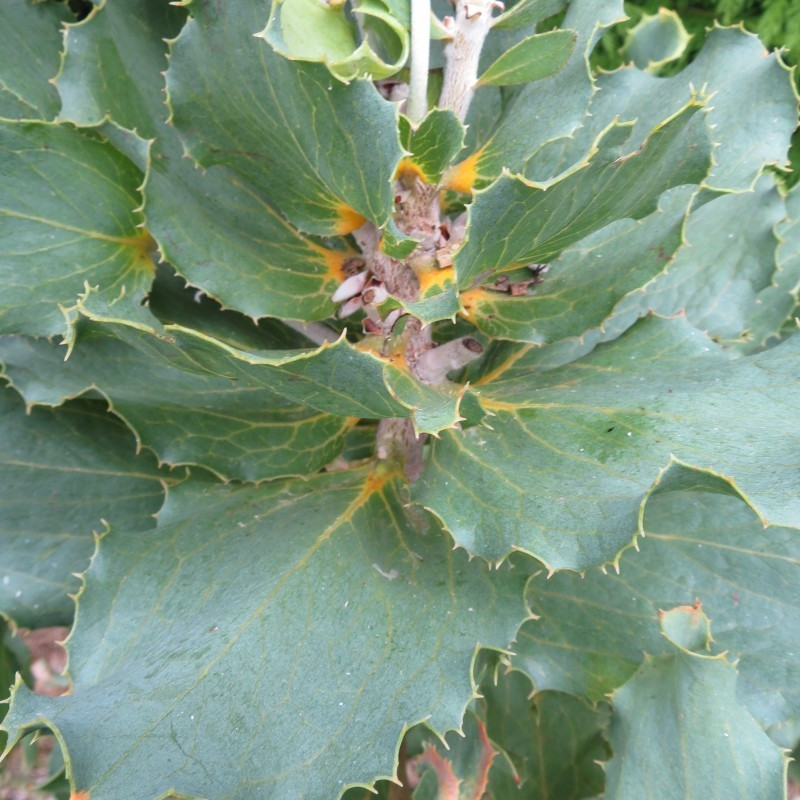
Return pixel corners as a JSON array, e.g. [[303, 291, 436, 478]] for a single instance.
[[1, 0, 799, 798]]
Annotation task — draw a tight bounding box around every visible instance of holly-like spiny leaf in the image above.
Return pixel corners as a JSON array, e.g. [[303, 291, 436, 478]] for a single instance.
[[166, 0, 403, 235], [605, 606, 787, 800], [398, 110, 466, 185], [529, 26, 798, 192], [622, 8, 691, 72], [54, 0, 352, 324], [56, 0, 186, 139], [0, 330, 356, 484], [415, 316, 800, 570], [144, 265, 323, 351], [460, 184, 693, 343], [261, 0, 409, 82], [145, 138, 358, 323], [444, 0, 626, 193], [644, 173, 793, 352], [0, 121, 154, 337], [0, 0, 71, 120], [1, 469, 529, 800], [515, 490, 800, 736], [0, 385, 167, 629], [69, 295, 472, 436], [455, 101, 712, 289]]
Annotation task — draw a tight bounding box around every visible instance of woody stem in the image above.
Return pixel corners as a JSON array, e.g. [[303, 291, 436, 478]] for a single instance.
[[439, 0, 496, 121]]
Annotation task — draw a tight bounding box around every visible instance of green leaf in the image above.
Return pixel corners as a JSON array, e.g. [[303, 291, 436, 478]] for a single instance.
[[757, 180, 800, 339], [70, 294, 472, 436], [54, 0, 349, 323], [56, 0, 185, 139], [0, 331, 356, 483], [660, 604, 713, 653], [166, 0, 403, 235], [536, 26, 798, 193], [415, 316, 800, 569], [455, 103, 712, 289], [144, 265, 322, 351], [445, 0, 626, 192], [515, 490, 800, 734], [261, 0, 409, 82], [0, 121, 154, 337], [644, 174, 793, 351], [0, 386, 166, 628], [622, 8, 691, 72], [605, 611, 787, 800], [1, 469, 529, 799], [401, 284, 462, 325], [1, 620, 30, 752], [144, 139, 357, 322], [382, 366, 472, 437], [492, 0, 567, 31], [0, 0, 70, 120], [380, 219, 420, 258], [398, 110, 466, 184], [461, 184, 693, 343], [464, 173, 797, 352], [481, 670, 607, 800], [362, 0, 412, 59], [477, 30, 576, 87]]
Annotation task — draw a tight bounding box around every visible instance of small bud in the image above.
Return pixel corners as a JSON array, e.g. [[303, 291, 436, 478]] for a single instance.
[[332, 270, 368, 303], [338, 295, 364, 318]]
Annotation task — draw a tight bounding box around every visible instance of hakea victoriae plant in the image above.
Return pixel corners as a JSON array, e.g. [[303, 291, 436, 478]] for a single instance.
[[1, 0, 800, 798]]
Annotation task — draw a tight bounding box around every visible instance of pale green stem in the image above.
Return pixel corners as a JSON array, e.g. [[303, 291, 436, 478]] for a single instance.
[[407, 0, 431, 123]]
